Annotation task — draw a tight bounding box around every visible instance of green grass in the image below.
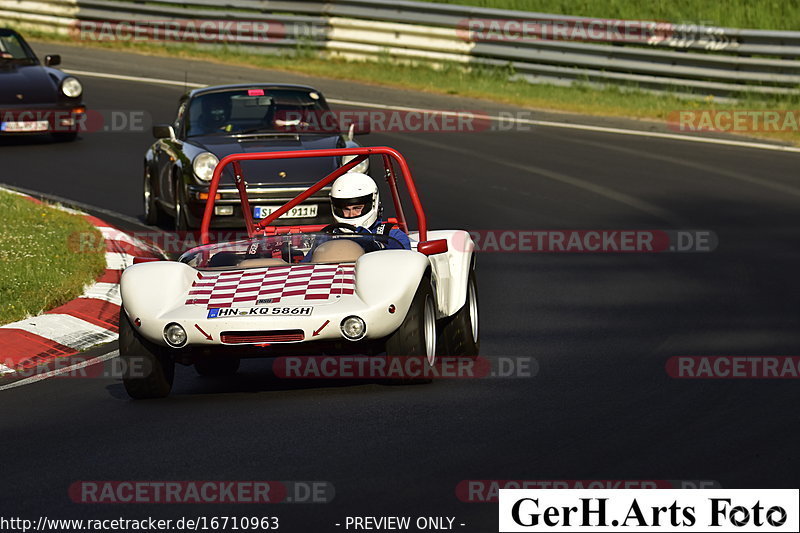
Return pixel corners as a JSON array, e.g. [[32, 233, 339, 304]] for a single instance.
[[0, 190, 106, 326], [417, 0, 800, 30], [23, 28, 800, 145]]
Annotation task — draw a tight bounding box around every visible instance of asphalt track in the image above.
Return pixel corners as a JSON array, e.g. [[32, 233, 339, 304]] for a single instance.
[[1, 43, 800, 532]]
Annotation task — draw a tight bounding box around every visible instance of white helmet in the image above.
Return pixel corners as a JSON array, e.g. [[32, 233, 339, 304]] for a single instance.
[[330, 172, 379, 229]]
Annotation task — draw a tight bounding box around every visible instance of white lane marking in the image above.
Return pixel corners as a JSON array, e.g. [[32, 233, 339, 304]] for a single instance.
[[0, 314, 117, 350], [105, 252, 136, 270], [99, 226, 139, 245], [0, 350, 120, 391], [64, 69, 800, 154], [386, 132, 681, 224], [65, 68, 205, 89], [80, 282, 122, 306], [557, 134, 800, 199]]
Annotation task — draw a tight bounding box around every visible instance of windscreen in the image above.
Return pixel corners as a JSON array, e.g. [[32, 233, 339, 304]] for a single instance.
[[0, 32, 35, 63], [180, 232, 404, 268], [185, 88, 335, 137]]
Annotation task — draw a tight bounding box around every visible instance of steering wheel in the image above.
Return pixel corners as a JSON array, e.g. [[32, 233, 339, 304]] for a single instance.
[[320, 223, 360, 234]]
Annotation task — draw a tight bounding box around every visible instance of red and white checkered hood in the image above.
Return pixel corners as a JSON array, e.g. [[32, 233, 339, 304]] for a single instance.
[[184, 263, 356, 308]]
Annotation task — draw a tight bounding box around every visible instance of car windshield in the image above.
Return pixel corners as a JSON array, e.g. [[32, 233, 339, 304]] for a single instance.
[[0, 32, 36, 64], [185, 88, 336, 137], [179, 232, 405, 269]]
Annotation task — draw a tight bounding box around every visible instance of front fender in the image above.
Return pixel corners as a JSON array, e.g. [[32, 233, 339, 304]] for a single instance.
[[120, 262, 196, 334], [355, 250, 429, 320]]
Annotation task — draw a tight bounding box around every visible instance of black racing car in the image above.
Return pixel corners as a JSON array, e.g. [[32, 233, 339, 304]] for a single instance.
[[144, 84, 369, 230], [0, 28, 85, 141]]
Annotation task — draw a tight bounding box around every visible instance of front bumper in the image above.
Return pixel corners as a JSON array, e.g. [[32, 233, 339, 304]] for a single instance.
[[184, 184, 334, 228], [0, 104, 86, 135], [131, 296, 405, 350]]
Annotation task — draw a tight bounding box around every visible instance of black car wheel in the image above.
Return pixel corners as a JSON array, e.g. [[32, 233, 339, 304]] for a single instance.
[[143, 167, 160, 225], [385, 273, 438, 384], [174, 178, 189, 231], [438, 267, 479, 358], [195, 357, 240, 376], [119, 311, 175, 399], [52, 131, 77, 142]]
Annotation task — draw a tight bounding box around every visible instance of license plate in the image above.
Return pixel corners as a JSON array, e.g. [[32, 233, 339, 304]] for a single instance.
[[1, 120, 49, 132], [254, 205, 318, 219], [208, 306, 313, 318]]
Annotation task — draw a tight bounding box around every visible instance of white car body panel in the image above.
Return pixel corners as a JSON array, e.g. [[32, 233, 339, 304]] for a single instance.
[[120, 248, 439, 348], [409, 230, 475, 318]]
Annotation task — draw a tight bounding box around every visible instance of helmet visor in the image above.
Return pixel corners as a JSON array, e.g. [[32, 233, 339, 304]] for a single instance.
[[331, 194, 373, 219]]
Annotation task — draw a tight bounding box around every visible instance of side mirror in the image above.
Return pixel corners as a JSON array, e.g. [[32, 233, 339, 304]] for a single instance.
[[45, 54, 61, 66], [417, 239, 448, 256], [152, 124, 176, 139]]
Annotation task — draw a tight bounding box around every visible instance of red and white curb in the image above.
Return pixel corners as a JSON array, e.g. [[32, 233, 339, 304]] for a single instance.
[[0, 187, 162, 376]]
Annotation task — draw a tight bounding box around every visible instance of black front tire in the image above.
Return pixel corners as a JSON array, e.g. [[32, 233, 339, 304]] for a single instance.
[[385, 274, 438, 384], [119, 311, 175, 399], [143, 167, 160, 225], [52, 131, 77, 142], [195, 357, 240, 377], [438, 267, 479, 358]]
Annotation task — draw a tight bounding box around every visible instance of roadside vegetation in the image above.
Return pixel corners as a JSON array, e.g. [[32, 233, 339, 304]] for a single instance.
[[418, 0, 800, 30], [22, 28, 800, 146], [0, 190, 106, 326]]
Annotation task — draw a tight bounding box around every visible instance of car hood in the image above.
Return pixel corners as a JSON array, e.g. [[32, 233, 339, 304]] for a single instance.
[[190, 134, 343, 186], [0, 64, 58, 106]]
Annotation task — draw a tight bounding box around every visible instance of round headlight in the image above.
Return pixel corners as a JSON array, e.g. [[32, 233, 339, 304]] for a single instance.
[[340, 316, 366, 341], [61, 77, 82, 98], [342, 154, 369, 174], [163, 323, 187, 348], [193, 152, 219, 182]]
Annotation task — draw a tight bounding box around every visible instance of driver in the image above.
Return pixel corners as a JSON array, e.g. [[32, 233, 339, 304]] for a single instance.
[[329, 172, 411, 250], [199, 93, 232, 133]]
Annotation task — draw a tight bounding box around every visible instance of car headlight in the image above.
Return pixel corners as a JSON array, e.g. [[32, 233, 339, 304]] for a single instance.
[[340, 316, 366, 341], [342, 154, 369, 174], [60, 77, 82, 98], [193, 152, 219, 182], [163, 323, 187, 348]]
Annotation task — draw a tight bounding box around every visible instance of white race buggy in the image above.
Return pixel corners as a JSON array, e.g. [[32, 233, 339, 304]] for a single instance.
[[119, 147, 478, 398]]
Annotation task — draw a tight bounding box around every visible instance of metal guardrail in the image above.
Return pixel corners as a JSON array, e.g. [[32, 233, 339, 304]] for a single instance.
[[2, 0, 799, 97]]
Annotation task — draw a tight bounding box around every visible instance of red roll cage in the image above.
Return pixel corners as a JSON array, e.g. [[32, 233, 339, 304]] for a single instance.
[[200, 147, 429, 246]]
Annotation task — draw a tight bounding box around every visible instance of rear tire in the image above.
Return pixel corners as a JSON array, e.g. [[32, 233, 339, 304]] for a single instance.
[[195, 357, 240, 377], [119, 311, 175, 399], [438, 267, 479, 358], [385, 274, 438, 384]]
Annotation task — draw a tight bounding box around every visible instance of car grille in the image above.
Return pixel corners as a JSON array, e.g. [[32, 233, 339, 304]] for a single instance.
[[220, 330, 305, 344]]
